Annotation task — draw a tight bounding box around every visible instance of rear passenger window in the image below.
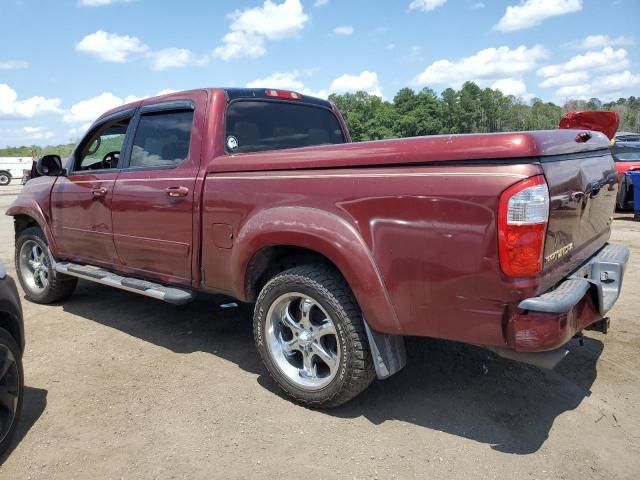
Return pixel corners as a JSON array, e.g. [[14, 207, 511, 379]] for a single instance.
[[130, 110, 194, 168], [225, 101, 345, 154]]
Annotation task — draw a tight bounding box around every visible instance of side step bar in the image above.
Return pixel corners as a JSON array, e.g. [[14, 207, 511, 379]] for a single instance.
[[55, 262, 194, 305]]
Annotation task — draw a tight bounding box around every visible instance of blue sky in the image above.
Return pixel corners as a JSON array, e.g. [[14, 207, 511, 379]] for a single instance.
[[0, 0, 638, 145]]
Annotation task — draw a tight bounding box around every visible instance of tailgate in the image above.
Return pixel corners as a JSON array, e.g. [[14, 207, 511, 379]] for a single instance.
[[539, 149, 618, 290]]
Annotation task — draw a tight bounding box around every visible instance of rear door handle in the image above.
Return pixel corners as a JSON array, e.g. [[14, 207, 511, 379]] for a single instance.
[[91, 187, 108, 197], [165, 186, 190, 197]]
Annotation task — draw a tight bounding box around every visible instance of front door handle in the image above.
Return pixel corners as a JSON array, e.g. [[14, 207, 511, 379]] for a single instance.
[[91, 187, 108, 197], [165, 186, 190, 197]]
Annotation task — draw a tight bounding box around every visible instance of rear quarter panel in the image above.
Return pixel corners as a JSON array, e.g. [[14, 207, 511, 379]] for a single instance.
[[201, 163, 542, 347]]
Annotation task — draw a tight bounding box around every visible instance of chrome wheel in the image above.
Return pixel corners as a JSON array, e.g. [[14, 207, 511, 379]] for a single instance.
[[19, 240, 50, 293], [0, 343, 20, 444], [0, 173, 9, 186], [265, 293, 341, 391]]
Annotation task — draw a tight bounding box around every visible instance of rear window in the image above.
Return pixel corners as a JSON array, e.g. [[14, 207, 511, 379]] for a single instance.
[[225, 100, 345, 154]]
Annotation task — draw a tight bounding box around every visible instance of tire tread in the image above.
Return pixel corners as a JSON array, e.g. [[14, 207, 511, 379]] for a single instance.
[[254, 264, 375, 408]]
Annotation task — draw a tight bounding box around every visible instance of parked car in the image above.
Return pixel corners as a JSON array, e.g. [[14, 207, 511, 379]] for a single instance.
[[612, 132, 640, 209], [6, 89, 629, 407], [0, 157, 33, 186], [0, 260, 25, 454]]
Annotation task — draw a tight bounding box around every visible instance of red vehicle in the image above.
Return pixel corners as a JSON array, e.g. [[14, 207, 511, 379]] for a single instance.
[[612, 132, 640, 209], [7, 89, 629, 407]]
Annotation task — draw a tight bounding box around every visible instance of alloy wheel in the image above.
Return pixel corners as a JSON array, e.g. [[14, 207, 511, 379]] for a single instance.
[[19, 240, 50, 293], [265, 292, 341, 391]]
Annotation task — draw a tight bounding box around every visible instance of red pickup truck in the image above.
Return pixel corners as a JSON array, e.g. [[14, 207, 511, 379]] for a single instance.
[[7, 88, 629, 407]]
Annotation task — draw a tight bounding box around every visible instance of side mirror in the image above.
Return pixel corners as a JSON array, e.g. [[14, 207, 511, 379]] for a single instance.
[[36, 155, 66, 177]]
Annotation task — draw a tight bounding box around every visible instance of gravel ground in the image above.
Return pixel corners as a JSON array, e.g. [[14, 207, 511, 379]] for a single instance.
[[0, 182, 639, 479]]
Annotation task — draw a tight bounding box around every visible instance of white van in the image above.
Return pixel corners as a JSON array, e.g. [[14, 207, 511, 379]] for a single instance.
[[0, 157, 32, 186]]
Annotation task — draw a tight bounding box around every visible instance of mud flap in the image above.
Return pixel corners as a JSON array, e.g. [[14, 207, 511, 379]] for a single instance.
[[363, 320, 406, 379]]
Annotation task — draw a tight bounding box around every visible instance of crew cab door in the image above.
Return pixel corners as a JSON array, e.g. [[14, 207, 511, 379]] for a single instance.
[[111, 94, 205, 285], [50, 110, 134, 266]]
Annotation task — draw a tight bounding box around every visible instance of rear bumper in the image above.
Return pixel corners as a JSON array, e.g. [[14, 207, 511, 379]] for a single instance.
[[508, 242, 629, 353]]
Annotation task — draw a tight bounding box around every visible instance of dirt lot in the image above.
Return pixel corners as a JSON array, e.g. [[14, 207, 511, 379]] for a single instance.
[[0, 182, 639, 480]]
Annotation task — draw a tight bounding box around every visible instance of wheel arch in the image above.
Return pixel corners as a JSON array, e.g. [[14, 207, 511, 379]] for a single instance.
[[233, 207, 401, 335], [7, 206, 58, 256]]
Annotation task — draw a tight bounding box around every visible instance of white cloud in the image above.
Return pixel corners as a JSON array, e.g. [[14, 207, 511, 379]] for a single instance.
[[76, 30, 148, 62], [314, 0, 328, 6], [21, 127, 54, 140], [156, 89, 180, 96], [247, 69, 385, 99], [148, 48, 208, 71], [409, 0, 447, 12], [0, 60, 29, 70], [247, 71, 306, 91], [592, 70, 640, 91], [470, 2, 485, 9], [412, 45, 548, 87], [572, 34, 634, 50], [494, 0, 582, 32], [213, 0, 308, 61], [333, 26, 354, 36], [63, 92, 128, 125], [76, 30, 211, 70], [0, 84, 62, 119], [78, 0, 134, 5], [0, 126, 55, 146], [554, 84, 589, 99], [214, 31, 266, 61], [63, 89, 180, 127], [552, 71, 640, 102], [491, 78, 529, 98], [330, 70, 383, 97], [537, 47, 629, 78], [539, 71, 589, 88], [68, 124, 94, 138], [246, 70, 328, 98]]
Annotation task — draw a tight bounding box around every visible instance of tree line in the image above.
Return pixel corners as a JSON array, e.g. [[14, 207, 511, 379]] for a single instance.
[[2, 81, 639, 155], [0, 143, 76, 158], [329, 81, 640, 142]]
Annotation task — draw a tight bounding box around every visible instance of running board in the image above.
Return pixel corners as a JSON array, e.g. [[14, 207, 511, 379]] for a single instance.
[[55, 262, 194, 305]]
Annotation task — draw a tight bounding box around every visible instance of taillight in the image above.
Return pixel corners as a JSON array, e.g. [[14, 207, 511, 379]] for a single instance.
[[265, 89, 302, 100], [498, 175, 549, 277]]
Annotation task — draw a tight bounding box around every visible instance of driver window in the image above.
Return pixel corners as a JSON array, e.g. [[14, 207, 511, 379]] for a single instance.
[[76, 117, 131, 171]]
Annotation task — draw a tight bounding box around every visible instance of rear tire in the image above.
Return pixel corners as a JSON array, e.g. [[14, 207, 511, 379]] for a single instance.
[[0, 171, 10, 186], [0, 327, 23, 456], [15, 227, 77, 304], [254, 265, 375, 408]]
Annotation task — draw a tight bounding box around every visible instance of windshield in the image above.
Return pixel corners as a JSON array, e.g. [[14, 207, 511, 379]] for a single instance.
[[613, 144, 640, 162], [225, 100, 345, 154], [614, 151, 640, 162]]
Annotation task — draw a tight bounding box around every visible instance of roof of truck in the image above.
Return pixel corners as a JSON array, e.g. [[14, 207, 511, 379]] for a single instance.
[[98, 87, 332, 122], [223, 88, 332, 108]]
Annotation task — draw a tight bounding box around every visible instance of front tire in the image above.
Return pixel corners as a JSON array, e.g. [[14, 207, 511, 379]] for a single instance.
[[15, 227, 77, 304], [0, 328, 23, 456], [254, 265, 375, 408]]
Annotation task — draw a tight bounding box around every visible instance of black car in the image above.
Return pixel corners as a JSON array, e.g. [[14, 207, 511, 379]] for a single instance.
[[0, 260, 24, 455]]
